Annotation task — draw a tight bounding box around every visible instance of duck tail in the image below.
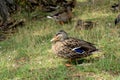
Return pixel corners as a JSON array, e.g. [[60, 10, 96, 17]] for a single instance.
[[89, 49, 104, 58], [90, 49, 100, 54]]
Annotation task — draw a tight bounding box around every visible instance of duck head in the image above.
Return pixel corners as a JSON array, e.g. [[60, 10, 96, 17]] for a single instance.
[[51, 30, 68, 42]]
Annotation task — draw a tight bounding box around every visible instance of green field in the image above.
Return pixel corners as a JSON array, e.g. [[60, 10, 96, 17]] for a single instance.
[[0, 0, 120, 80]]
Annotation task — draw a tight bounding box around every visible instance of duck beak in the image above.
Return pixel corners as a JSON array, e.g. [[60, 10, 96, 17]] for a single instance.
[[50, 36, 58, 42]]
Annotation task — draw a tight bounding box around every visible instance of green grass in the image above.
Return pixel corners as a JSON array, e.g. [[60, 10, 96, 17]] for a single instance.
[[0, 0, 120, 80]]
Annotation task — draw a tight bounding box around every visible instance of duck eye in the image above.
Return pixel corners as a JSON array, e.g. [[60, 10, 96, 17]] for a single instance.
[[56, 33, 61, 36]]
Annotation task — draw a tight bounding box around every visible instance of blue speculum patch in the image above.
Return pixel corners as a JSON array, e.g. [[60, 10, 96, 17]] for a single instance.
[[72, 47, 85, 54]]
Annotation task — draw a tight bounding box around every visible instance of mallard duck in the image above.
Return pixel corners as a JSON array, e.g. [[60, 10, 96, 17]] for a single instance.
[[51, 30, 98, 61], [75, 19, 96, 30], [47, 6, 73, 24]]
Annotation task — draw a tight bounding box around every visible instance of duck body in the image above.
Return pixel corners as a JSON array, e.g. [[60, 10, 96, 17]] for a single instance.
[[54, 11, 72, 23], [51, 30, 98, 60]]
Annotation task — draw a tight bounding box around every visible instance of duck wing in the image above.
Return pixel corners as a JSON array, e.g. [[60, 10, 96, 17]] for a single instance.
[[57, 45, 89, 59], [63, 38, 98, 53]]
